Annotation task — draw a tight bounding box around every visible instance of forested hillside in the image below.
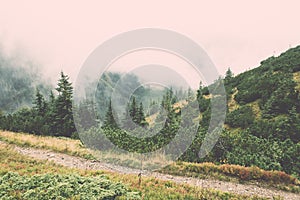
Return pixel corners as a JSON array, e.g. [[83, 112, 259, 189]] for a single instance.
[[0, 46, 299, 179], [186, 46, 300, 177]]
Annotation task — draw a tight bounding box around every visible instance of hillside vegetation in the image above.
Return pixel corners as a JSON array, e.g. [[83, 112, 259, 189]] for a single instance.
[[0, 140, 275, 200], [180, 46, 300, 179], [1, 130, 299, 195], [0, 45, 300, 199]]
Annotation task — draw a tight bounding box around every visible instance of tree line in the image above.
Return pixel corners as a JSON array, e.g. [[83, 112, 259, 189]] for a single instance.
[[0, 72, 76, 137]]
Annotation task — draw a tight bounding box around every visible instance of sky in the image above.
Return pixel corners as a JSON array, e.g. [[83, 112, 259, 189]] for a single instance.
[[0, 0, 300, 86]]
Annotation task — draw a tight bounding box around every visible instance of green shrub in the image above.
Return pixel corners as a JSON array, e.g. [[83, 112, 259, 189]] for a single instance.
[[0, 172, 140, 200]]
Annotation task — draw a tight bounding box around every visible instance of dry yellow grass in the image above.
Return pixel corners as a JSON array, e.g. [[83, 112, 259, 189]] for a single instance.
[[0, 131, 94, 159], [145, 100, 188, 126], [203, 94, 212, 99], [1, 142, 268, 200], [293, 72, 300, 91], [227, 88, 239, 112], [0, 130, 172, 169], [94, 150, 173, 170], [248, 100, 262, 119], [173, 100, 188, 109], [145, 113, 158, 127]]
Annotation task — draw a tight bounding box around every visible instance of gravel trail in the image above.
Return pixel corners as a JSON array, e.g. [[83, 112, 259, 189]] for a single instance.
[[4, 142, 299, 200]]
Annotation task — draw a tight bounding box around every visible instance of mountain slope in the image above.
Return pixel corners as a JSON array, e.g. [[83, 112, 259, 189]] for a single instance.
[[182, 46, 300, 178]]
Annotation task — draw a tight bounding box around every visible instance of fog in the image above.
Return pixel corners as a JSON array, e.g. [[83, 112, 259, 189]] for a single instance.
[[0, 0, 300, 89], [0, 43, 51, 113]]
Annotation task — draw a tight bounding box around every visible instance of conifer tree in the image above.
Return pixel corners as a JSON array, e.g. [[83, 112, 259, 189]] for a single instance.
[[33, 88, 47, 116], [53, 72, 76, 137], [32, 89, 47, 134], [225, 67, 234, 79], [137, 102, 148, 126], [103, 99, 118, 128], [129, 96, 138, 123]]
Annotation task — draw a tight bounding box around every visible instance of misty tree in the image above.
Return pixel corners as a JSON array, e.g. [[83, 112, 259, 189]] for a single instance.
[[31, 89, 47, 134], [128, 100, 148, 127], [137, 102, 148, 127], [225, 67, 234, 79], [103, 99, 118, 129], [129, 96, 138, 124], [53, 72, 76, 137], [33, 88, 47, 116]]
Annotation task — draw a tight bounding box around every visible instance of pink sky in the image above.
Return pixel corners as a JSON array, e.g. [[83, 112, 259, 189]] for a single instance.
[[0, 0, 300, 83]]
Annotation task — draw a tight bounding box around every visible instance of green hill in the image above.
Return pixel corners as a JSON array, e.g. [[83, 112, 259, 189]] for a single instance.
[[0, 45, 299, 181], [184, 46, 300, 178]]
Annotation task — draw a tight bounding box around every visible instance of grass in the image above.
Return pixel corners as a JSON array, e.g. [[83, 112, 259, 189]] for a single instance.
[[159, 162, 300, 194], [248, 100, 262, 119], [0, 130, 95, 159], [0, 142, 271, 200], [1, 130, 299, 194], [145, 100, 188, 126], [0, 130, 172, 170], [228, 88, 239, 112], [93, 150, 173, 170], [293, 71, 300, 91]]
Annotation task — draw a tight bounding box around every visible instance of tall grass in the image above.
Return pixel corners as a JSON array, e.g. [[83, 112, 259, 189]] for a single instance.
[[160, 162, 300, 193], [0, 131, 95, 159], [1, 130, 299, 194], [0, 142, 270, 200]]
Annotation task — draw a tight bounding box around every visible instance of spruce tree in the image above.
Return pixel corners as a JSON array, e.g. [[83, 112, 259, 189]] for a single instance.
[[103, 99, 118, 128], [137, 102, 148, 126], [53, 72, 76, 137], [225, 67, 234, 79], [129, 96, 138, 123], [33, 88, 47, 116], [32, 88, 47, 135]]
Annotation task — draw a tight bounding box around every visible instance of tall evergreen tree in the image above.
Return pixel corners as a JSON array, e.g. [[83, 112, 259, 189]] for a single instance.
[[137, 102, 148, 127], [33, 88, 47, 116], [103, 99, 118, 128], [32, 89, 47, 135], [129, 97, 138, 123], [225, 67, 234, 79], [53, 72, 76, 137]]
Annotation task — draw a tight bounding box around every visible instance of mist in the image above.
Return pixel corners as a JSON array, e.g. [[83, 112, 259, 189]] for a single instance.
[[0, 42, 52, 113]]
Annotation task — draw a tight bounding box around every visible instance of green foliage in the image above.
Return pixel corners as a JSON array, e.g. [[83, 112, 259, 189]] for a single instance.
[[0, 172, 140, 200], [53, 72, 76, 137], [0, 72, 76, 137], [225, 68, 234, 80], [127, 97, 148, 127], [1, 45, 300, 181], [226, 106, 255, 128], [104, 100, 118, 129], [263, 78, 299, 116]]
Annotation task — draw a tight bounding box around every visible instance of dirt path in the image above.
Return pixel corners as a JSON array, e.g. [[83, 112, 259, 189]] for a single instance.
[[5, 142, 300, 200]]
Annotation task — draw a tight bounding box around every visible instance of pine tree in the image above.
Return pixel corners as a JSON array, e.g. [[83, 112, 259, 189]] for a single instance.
[[44, 91, 57, 136], [32, 88, 47, 135], [53, 72, 76, 137], [129, 96, 138, 123], [33, 88, 47, 116], [103, 99, 118, 128], [137, 102, 148, 126], [225, 67, 234, 79]]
